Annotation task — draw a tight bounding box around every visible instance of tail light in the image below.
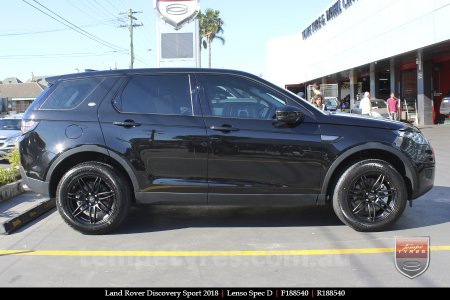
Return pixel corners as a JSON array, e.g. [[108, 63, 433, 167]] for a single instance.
[[21, 120, 39, 134]]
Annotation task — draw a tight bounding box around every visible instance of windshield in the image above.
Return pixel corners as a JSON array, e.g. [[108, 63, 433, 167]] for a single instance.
[[371, 100, 387, 108], [0, 119, 21, 130]]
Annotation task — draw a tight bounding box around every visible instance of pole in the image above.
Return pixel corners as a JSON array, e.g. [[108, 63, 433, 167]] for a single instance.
[[120, 9, 143, 69]]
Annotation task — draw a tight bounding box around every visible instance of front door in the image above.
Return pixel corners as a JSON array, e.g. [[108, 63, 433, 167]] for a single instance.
[[197, 73, 323, 204], [98, 73, 208, 204]]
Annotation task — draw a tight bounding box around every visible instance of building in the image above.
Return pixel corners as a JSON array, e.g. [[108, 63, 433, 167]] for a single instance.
[[266, 0, 450, 125], [0, 81, 44, 114]]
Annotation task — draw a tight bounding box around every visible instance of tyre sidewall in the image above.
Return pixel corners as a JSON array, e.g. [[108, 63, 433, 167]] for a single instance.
[[333, 160, 407, 231], [56, 162, 130, 234]]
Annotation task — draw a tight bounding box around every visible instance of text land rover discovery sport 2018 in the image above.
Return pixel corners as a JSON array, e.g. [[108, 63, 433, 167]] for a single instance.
[[19, 69, 435, 234]]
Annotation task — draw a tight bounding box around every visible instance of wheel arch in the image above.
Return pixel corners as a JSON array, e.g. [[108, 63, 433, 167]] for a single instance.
[[321, 143, 416, 202], [46, 145, 139, 200]]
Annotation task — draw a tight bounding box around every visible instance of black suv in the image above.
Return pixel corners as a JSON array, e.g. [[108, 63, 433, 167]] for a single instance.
[[19, 69, 435, 234]]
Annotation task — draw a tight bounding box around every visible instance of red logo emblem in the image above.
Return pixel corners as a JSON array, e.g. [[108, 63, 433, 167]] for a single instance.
[[395, 237, 430, 279]]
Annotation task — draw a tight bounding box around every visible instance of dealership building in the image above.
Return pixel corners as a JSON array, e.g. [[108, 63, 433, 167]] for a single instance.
[[266, 0, 450, 125]]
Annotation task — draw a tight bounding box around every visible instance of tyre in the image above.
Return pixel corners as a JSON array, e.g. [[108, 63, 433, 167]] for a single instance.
[[332, 159, 407, 232], [56, 162, 131, 234]]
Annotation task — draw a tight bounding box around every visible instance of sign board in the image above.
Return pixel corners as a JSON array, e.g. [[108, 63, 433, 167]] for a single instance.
[[154, 0, 200, 30]]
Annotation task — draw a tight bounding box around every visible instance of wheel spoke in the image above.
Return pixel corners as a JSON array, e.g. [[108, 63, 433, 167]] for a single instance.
[[378, 188, 396, 197], [89, 206, 98, 224], [360, 175, 369, 191], [78, 177, 90, 194], [352, 201, 366, 214], [374, 200, 393, 214], [371, 174, 385, 191], [367, 203, 376, 222], [97, 201, 111, 214], [349, 188, 364, 198], [67, 193, 78, 200], [72, 204, 88, 218], [97, 191, 114, 201], [92, 177, 102, 194]]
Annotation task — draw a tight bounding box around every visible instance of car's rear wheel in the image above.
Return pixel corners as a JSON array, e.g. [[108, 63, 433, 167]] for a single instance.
[[333, 159, 407, 232], [56, 162, 131, 234]]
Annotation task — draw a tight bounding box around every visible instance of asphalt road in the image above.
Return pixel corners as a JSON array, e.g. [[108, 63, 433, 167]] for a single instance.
[[0, 126, 449, 287]]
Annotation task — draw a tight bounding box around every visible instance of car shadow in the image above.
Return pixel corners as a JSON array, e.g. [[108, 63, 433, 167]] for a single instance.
[[391, 186, 450, 231], [116, 186, 450, 235], [115, 204, 343, 234]]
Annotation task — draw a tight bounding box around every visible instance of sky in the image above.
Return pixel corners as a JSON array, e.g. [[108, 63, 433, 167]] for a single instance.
[[0, 0, 331, 82]]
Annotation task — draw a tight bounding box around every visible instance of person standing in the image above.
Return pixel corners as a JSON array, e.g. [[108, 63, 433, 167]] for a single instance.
[[310, 83, 321, 103], [361, 92, 372, 116], [312, 94, 327, 111], [386, 92, 398, 120]]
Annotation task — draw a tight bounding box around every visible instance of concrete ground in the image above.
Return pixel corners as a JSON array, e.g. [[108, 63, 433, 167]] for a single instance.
[[0, 126, 449, 287]]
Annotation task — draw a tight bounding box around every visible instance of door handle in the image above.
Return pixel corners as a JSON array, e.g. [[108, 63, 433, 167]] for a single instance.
[[210, 125, 240, 132], [113, 120, 141, 128]]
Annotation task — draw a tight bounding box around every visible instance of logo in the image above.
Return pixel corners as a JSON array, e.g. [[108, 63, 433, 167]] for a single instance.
[[395, 237, 430, 279], [154, 0, 200, 30]]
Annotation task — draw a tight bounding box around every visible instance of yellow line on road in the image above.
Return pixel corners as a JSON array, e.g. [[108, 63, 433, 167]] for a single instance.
[[1, 246, 449, 257]]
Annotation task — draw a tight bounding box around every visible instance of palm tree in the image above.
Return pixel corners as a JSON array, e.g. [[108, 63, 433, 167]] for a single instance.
[[198, 9, 225, 68]]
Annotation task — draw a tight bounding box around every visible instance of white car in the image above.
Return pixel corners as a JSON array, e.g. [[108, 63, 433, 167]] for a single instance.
[[0, 113, 23, 158], [440, 93, 450, 116], [351, 99, 389, 118]]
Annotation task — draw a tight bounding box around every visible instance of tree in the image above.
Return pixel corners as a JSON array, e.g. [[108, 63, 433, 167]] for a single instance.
[[198, 9, 225, 68]]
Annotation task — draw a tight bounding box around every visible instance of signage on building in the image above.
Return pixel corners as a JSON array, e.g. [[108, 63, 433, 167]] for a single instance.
[[302, 0, 359, 40], [154, 0, 200, 30]]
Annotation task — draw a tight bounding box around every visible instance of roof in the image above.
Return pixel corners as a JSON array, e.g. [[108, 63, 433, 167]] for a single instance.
[[45, 68, 260, 84], [2, 77, 22, 84], [0, 82, 44, 99]]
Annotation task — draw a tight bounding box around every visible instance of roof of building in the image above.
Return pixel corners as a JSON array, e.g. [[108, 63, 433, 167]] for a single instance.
[[2, 77, 23, 84], [0, 82, 44, 98]]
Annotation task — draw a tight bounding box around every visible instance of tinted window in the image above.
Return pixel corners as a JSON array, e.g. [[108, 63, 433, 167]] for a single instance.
[[0, 119, 21, 130], [117, 75, 192, 116], [41, 77, 104, 110], [201, 75, 286, 120]]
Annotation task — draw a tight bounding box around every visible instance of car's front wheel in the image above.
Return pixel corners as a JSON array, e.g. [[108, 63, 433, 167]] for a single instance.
[[333, 159, 407, 232], [56, 162, 131, 234]]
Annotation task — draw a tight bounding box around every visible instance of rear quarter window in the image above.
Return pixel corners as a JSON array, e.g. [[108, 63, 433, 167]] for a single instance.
[[40, 77, 105, 110]]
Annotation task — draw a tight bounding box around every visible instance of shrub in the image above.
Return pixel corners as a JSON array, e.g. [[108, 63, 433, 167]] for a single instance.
[[0, 148, 20, 186]]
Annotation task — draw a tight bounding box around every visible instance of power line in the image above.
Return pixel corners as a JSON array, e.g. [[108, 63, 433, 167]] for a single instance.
[[0, 22, 117, 37], [22, 0, 126, 52], [0, 50, 126, 59]]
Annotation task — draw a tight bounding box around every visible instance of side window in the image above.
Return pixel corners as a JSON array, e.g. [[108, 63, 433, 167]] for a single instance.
[[201, 75, 286, 120], [116, 75, 192, 116], [40, 77, 104, 110]]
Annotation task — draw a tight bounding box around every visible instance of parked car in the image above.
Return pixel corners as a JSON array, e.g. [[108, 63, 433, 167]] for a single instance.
[[19, 69, 435, 234], [351, 99, 389, 118], [324, 97, 339, 111], [0, 113, 23, 159], [440, 92, 450, 116]]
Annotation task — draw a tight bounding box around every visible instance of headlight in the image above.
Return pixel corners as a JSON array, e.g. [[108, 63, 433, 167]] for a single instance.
[[394, 129, 432, 162], [400, 130, 428, 145]]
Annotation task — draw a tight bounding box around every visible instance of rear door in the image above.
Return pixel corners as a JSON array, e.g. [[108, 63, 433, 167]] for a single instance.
[[98, 73, 208, 204]]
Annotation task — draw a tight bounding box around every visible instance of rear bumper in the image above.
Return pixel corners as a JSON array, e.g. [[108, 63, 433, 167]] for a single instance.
[[20, 166, 50, 197]]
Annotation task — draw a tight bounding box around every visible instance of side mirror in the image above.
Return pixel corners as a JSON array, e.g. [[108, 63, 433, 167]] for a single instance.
[[275, 106, 304, 125]]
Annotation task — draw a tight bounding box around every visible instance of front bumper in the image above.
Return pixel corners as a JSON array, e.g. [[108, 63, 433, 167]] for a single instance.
[[411, 163, 435, 199], [20, 166, 50, 197]]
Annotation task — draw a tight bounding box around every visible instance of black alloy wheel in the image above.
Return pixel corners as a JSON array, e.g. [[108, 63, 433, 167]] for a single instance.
[[56, 162, 131, 234]]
